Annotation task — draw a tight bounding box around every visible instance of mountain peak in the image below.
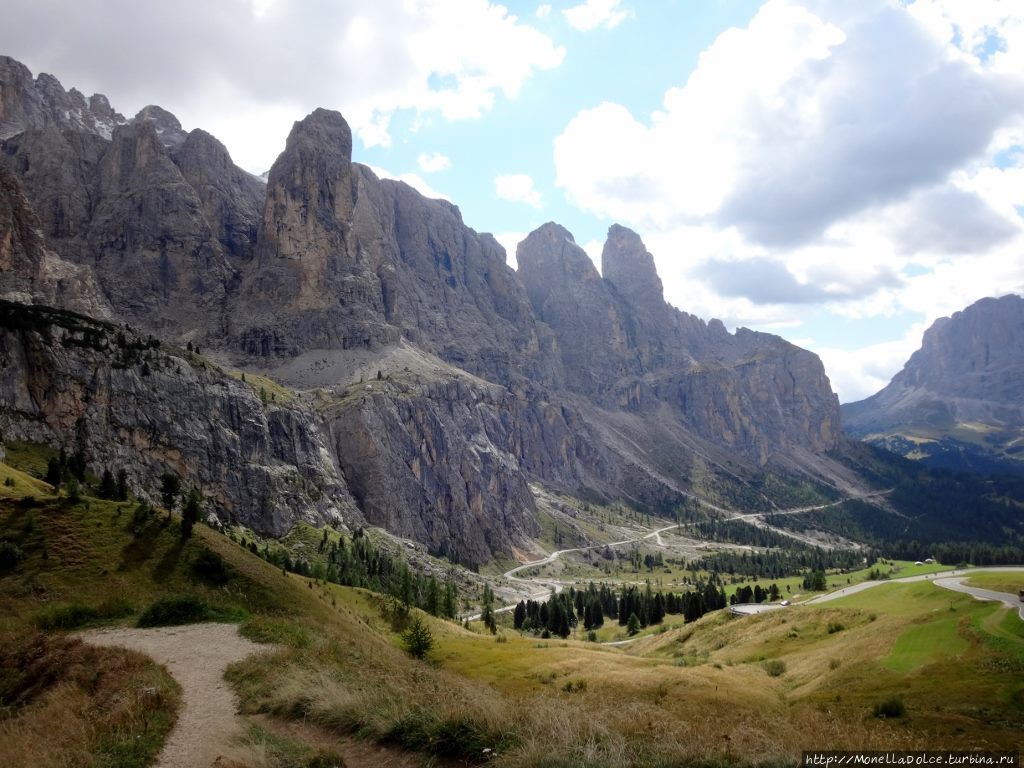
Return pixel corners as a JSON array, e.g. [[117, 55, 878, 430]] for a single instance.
[[284, 108, 353, 163], [516, 222, 598, 286], [601, 223, 664, 307], [133, 105, 187, 148]]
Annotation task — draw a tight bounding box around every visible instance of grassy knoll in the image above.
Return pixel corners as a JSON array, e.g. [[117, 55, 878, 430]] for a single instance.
[[226, 369, 297, 405], [964, 571, 1024, 595]]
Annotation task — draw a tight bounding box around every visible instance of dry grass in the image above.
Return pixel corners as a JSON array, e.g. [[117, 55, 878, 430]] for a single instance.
[[0, 633, 180, 768]]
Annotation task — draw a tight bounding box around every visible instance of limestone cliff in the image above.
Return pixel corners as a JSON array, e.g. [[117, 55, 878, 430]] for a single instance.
[[0, 56, 861, 564]]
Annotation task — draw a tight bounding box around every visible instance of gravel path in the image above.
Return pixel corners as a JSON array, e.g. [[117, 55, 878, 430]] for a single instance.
[[80, 622, 271, 768]]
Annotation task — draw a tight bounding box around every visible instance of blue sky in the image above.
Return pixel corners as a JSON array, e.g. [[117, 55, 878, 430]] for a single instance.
[[4, 0, 1024, 402]]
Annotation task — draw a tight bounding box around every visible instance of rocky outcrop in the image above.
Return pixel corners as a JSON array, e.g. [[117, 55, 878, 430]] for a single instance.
[[2, 114, 244, 340], [0, 301, 358, 535], [0, 165, 111, 319], [86, 120, 238, 335], [237, 109, 559, 387], [0, 56, 126, 139], [843, 295, 1024, 473], [172, 129, 265, 263], [134, 105, 188, 148]]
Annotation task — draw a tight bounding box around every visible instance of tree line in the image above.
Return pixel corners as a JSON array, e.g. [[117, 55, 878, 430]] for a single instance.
[[511, 579, 730, 638]]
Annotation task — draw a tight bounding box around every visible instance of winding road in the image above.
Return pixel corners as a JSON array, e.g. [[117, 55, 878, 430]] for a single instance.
[[467, 488, 895, 621]]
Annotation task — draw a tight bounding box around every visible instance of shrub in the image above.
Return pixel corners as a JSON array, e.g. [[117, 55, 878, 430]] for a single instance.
[[190, 549, 229, 586], [0, 540, 23, 572], [827, 621, 845, 634], [34, 599, 133, 630], [763, 659, 787, 677], [137, 596, 210, 627], [873, 697, 905, 719], [35, 604, 99, 630]]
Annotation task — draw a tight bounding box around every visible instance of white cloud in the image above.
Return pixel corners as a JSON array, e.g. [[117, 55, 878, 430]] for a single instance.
[[536, 4, 552, 19], [579, 238, 603, 272], [815, 326, 928, 403], [562, 0, 631, 31], [553, 0, 1024, 403], [2, 0, 565, 173], [367, 165, 451, 201], [416, 151, 452, 173], [556, 0, 1024, 245], [493, 231, 527, 268], [495, 173, 544, 208]]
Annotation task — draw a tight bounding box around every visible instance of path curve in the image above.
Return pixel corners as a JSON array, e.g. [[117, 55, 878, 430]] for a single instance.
[[80, 622, 272, 768], [932, 576, 1024, 620], [801, 567, 1024, 624]]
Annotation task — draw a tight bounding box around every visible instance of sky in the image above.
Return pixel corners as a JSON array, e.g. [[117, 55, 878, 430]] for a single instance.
[[3, 0, 1023, 402]]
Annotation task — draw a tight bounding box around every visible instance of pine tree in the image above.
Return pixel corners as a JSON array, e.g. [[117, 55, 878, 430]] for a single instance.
[[99, 469, 117, 499], [443, 579, 457, 619], [513, 600, 527, 630], [45, 457, 61, 489], [115, 469, 129, 501], [425, 576, 440, 616], [181, 488, 202, 539], [627, 612, 641, 636], [401, 614, 434, 659], [160, 473, 181, 513]]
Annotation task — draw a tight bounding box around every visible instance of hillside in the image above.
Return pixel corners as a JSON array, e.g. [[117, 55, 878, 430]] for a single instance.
[[843, 295, 1024, 475], [2, 456, 1022, 767]]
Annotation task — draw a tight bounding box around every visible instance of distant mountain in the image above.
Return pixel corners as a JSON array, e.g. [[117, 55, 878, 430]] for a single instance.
[[842, 295, 1024, 475]]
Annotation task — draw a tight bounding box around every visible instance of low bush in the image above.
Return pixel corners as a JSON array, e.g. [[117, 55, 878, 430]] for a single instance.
[[34, 599, 134, 631], [137, 595, 210, 627], [190, 548, 230, 586], [873, 697, 905, 719], [763, 659, 787, 677]]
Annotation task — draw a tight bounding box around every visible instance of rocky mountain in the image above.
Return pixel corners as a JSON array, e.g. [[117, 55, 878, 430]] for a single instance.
[[843, 295, 1024, 474], [0, 56, 126, 140], [0, 56, 873, 565]]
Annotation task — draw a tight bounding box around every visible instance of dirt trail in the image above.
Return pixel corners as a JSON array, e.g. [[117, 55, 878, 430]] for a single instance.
[[80, 622, 271, 768]]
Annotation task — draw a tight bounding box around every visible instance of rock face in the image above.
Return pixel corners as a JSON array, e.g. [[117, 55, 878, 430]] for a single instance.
[[0, 165, 111, 319], [0, 56, 861, 564], [843, 295, 1024, 474], [0, 302, 360, 535]]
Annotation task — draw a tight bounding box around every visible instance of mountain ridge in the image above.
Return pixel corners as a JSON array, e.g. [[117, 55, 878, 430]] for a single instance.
[[1, 55, 876, 565]]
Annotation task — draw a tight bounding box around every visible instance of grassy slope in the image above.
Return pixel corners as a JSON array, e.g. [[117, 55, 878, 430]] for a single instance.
[[964, 571, 1024, 595], [2, 445, 1023, 766]]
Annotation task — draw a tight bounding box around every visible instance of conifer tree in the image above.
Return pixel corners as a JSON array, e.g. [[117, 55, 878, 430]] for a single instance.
[[402, 614, 434, 659], [181, 488, 202, 539], [627, 612, 641, 636]]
